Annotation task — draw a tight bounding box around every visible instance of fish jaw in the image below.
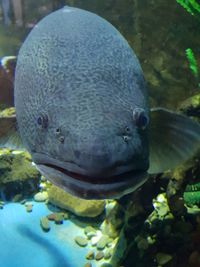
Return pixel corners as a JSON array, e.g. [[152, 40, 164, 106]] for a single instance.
[[33, 154, 148, 199]]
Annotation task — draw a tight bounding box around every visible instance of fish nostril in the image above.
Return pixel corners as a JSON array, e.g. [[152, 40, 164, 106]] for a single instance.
[[59, 136, 65, 143], [123, 135, 131, 142]]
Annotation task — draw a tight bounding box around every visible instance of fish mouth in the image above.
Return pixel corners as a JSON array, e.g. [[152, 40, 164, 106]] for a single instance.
[[33, 154, 148, 199]]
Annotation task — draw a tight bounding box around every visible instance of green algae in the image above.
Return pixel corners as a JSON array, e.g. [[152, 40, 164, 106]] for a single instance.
[[184, 182, 200, 205], [0, 107, 15, 117], [0, 149, 40, 200], [0, 150, 38, 183]]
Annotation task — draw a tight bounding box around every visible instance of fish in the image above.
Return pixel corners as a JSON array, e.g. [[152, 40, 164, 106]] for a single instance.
[[0, 6, 200, 199]]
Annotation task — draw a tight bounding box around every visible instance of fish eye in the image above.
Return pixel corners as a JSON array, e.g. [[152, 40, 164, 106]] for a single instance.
[[125, 126, 130, 133], [37, 114, 48, 128], [133, 108, 149, 129]]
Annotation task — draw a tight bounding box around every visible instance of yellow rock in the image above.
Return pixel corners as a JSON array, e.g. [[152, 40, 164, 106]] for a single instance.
[[48, 185, 105, 218]]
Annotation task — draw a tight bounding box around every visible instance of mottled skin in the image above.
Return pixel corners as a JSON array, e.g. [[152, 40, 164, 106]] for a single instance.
[[14, 6, 149, 199]]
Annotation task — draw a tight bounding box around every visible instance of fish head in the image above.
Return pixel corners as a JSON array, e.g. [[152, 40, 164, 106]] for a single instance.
[[30, 99, 149, 199]]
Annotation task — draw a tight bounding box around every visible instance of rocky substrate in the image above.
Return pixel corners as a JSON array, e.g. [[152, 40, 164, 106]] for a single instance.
[[0, 149, 40, 200], [74, 224, 117, 267]]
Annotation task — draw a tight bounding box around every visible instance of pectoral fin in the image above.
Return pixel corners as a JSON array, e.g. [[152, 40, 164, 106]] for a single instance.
[[0, 115, 23, 149], [148, 108, 200, 174]]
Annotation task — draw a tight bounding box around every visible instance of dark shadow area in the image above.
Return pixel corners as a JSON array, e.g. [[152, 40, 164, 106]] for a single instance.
[[16, 225, 71, 267]]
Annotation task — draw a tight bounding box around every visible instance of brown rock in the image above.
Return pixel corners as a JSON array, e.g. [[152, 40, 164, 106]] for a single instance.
[[75, 236, 88, 247], [95, 251, 104, 261], [48, 185, 105, 217], [85, 250, 95, 260]]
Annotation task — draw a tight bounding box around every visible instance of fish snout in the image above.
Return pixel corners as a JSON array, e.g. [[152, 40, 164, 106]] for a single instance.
[[71, 132, 147, 176], [73, 142, 112, 175]]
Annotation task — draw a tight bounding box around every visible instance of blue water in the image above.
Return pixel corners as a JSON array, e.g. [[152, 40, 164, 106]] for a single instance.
[[0, 202, 90, 267]]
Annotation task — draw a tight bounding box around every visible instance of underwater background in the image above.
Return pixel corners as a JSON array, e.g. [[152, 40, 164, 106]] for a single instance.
[[0, 1, 200, 267]]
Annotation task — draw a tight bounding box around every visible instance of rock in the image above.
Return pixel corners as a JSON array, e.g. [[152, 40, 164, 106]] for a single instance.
[[20, 199, 27, 205], [100, 264, 113, 267], [0, 149, 40, 200], [84, 226, 97, 239], [75, 236, 88, 247], [189, 250, 200, 267], [0, 56, 16, 107], [179, 93, 200, 118], [25, 204, 33, 212], [97, 235, 109, 250], [101, 201, 124, 238], [48, 185, 105, 217], [84, 263, 92, 267], [137, 238, 149, 250], [153, 193, 170, 218], [85, 250, 95, 260], [34, 191, 48, 202], [47, 212, 68, 222], [156, 252, 173, 265], [91, 231, 102, 246], [87, 231, 97, 240], [95, 251, 104, 261], [12, 194, 23, 202], [62, 212, 69, 220], [104, 250, 112, 259], [106, 238, 113, 248], [54, 213, 63, 224], [47, 213, 56, 221], [40, 217, 50, 232], [84, 226, 96, 235]]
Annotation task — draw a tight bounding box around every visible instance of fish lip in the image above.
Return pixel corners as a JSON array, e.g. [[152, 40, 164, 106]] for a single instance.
[[32, 153, 148, 199], [36, 163, 148, 199]]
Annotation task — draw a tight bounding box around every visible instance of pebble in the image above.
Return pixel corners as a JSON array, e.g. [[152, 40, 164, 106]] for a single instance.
[[62, 212, 69, 220], [41, 176, 47, 181], [12, 194, 23, 202], [34, 191, 48, 202], [87, 231, 96, 239], [84, 226, 96, 235], [137, 238, 149, 250], [20, 199, 27, 205], [104, 250, 112, 260], [100, 264, 113, 267], [40, 217, 50, 232], [84, 263, 92, 267], [47, 213, 56, 221], [75, 236, 88, 247], [156, 252, 173, 265], [91, 234, 101, 246], [106, 238, 113, 248], [97, 235, 109, 250], [95, 251, 104, 261], [25, 204, 33, 212], [85, 251, 95, 260], [54, 213, 63, 224], [84, 226, 96, 239], [189, 250, 200, 267]]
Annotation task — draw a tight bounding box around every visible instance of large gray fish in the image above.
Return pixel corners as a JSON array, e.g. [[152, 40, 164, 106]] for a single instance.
[[1, 6, 200, 199]]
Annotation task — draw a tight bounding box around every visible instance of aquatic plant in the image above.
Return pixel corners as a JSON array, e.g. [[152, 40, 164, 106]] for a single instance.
[[176, 0, 200, 16], [185, 48, 198, 78], [176, 1, 200, 86], [184, 182, 200, 205]]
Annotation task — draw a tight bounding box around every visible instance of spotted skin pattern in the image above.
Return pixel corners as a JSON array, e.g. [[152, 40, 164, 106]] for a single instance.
[[14, 6, 149, 197]]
